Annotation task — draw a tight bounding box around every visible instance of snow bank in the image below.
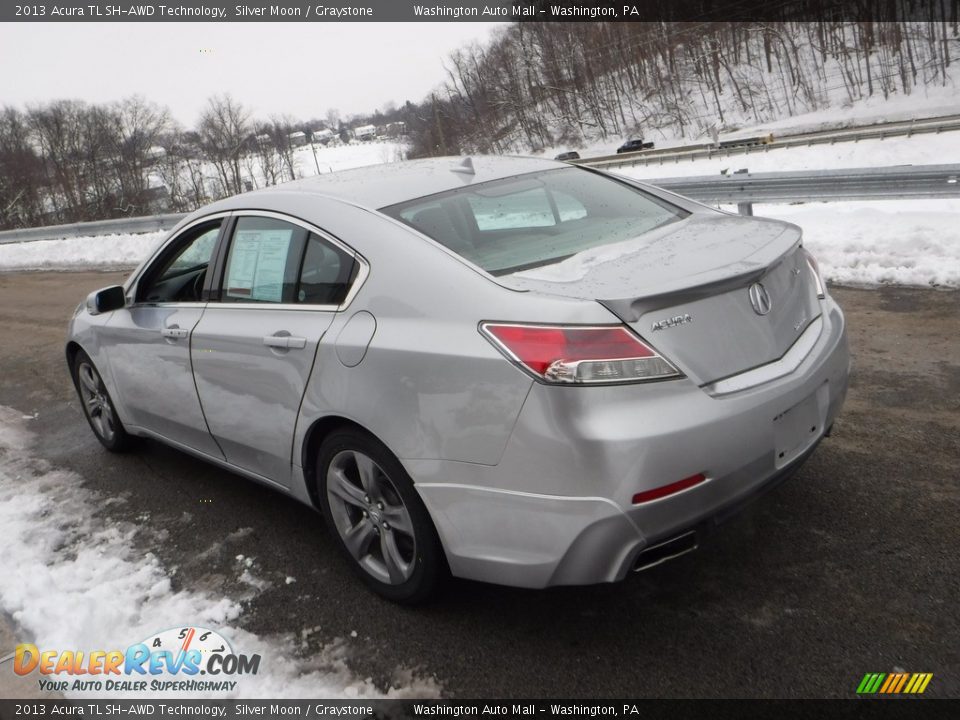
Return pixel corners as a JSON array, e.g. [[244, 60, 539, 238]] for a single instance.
[[754, 200, 960, 288], [0, 406, 440, 699], [0, 232, 166, 271]]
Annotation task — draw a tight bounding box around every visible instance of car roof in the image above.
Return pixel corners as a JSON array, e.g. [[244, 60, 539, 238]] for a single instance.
[[211, 155, 565, 212]]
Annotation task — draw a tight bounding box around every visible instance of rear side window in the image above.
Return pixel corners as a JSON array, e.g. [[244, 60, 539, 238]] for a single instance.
[[299, 233, 355, 305], [384, 167, 687, 276], [223, 217, 304, 303], [221, 216, 356, 306]]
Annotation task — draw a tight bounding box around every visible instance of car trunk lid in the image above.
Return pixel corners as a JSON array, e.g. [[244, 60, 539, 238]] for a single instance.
[[498, 214, 822, 386]]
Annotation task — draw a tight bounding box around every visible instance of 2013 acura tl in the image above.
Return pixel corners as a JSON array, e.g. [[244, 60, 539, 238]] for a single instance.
[[67, 156, 849, 602]]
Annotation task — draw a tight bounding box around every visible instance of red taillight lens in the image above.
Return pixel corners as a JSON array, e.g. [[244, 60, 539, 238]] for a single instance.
[[632, 473, 706, 504], [480, 323, 681, 384]]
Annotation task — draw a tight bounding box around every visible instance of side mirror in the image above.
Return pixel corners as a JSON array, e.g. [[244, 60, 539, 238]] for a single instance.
[[85, 286, 127, 315]]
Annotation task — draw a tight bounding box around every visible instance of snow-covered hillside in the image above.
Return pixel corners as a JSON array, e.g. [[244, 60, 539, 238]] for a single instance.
[[540, 82, 960, 160]]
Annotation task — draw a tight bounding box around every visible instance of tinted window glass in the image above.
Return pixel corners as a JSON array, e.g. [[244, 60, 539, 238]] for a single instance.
[[298, 233, 355, 305], [467, 187, 555, 230], [223, 217, 306, 304], [384, 167, 688, 276], [162, 227, 219, 280], [221, 217, 356, 306], [138, 220, 221, 303]]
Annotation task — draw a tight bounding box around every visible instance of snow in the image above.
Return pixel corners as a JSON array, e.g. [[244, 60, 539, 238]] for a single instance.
[[286, 141, 405, 179], [537, 55, 960, 159], [749, 200, 960, 288], [0, 232, 166, 271], [0, 406, 440, 699], [612, 131, 960, 179]]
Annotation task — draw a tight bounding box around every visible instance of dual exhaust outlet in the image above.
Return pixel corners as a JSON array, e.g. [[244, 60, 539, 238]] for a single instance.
[[632, 530, 699, 573]]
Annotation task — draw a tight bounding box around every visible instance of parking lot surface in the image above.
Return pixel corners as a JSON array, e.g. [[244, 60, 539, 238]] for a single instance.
[[0, 270, 957, 698]]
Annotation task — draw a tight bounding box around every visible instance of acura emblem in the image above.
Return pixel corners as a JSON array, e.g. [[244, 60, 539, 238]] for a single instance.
[[748, 282, 772, 315]]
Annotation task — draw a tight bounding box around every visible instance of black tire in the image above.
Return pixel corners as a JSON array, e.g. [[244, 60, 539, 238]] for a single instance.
[[317, 428, 444, 603], [71, 349, 133, 452]]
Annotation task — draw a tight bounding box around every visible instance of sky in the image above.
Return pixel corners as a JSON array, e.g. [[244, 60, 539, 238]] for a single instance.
[[0, 22, 504, 125]]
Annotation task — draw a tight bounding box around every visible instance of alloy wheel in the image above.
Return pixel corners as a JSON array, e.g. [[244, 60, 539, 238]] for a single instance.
[[76, 361, 117, 444], [325, 449, 417, 585]]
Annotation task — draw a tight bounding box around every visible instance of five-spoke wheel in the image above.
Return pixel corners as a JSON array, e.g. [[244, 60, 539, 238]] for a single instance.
[[71, 349, 131, 452], [318, 429, 443, 602]]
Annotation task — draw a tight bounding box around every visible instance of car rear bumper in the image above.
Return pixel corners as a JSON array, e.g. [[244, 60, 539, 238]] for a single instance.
[[410, 298, 850, 588]]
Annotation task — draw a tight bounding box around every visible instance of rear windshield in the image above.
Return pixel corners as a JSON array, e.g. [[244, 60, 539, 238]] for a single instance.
[[382, 167, 689, 276]]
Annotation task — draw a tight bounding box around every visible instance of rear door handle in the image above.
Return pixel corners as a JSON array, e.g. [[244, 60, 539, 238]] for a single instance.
[[161, 326, 189, 339], [262, 335, 307, 349]]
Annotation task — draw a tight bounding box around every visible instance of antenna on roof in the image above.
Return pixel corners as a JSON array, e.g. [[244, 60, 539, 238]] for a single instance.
[[451, 157, 475, 175]]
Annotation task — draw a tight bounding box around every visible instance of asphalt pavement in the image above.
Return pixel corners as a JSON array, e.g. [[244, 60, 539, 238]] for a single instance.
[[0, 270, 957, 698]]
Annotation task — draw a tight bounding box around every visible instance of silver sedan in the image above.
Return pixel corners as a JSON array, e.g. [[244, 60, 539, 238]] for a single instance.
[[67, 156, 849, 602]]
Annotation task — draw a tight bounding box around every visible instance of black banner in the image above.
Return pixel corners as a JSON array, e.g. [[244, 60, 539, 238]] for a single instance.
[[2, 700, 960, 720], [2, 0, 957, 22]]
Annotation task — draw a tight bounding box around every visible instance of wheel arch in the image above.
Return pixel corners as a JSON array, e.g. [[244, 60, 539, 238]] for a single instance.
[[300, 414, 386, 511], [65, 340, 83, 371]]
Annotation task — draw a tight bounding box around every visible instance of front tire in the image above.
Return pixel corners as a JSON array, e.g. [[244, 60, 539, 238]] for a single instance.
[[71, 349, 132, 452], [317, 429, 444, 603]]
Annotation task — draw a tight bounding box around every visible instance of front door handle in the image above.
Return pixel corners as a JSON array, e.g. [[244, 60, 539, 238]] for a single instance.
[[262, 335, 307, 350], [161, 326, 189, 340]]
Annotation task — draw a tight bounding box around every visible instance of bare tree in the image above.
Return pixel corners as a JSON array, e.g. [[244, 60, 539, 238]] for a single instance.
[[198, 94, 251, 197]]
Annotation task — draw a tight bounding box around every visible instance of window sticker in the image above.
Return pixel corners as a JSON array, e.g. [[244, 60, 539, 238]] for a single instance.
[[226, 228, 293, 302]]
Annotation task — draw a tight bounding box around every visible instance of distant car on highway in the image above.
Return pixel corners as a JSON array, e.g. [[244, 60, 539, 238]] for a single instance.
[[554, 151, 580, 161], [67, 156, 849, 602], [617, 138, 655, 153]]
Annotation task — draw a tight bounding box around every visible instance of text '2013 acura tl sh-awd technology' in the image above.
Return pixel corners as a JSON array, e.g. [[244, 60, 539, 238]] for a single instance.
[[67, 156, 849, 602]]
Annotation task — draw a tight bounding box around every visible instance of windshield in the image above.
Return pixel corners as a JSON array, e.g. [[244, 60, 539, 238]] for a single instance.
[[382, 167, 689, 276]]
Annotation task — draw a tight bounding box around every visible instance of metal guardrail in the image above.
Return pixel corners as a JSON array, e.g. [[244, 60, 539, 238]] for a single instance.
[[2, 164, 959, 243], [649, 163, 960, 215], [579, 113, 960, 170], [0, 213, 186, 245]]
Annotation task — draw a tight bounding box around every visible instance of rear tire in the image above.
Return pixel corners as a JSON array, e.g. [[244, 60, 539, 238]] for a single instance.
[[71, 349, 133, 453], [317, 428, 444, 603]]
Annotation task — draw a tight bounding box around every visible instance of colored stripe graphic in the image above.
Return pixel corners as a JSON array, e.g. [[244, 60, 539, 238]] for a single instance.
[[879, 674, 896, 694], [893, 674, 909, 693], [857, 672, 932, 694]]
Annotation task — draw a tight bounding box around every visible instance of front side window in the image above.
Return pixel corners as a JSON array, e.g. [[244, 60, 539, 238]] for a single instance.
[[221, 216, 356, 306], [137, 220, 222, 303], [383, 167, 688, 276]]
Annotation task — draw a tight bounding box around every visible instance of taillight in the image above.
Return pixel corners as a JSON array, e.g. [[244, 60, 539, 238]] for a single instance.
[[801, 248, 826, 299], [480, 323, 681, 384]]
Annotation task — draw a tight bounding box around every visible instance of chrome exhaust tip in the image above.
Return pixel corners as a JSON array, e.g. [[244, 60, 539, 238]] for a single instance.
[[633, 530, 699, 572]]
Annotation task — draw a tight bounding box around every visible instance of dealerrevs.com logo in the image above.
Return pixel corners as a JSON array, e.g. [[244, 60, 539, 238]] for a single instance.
[[5, 626, 260, 694]]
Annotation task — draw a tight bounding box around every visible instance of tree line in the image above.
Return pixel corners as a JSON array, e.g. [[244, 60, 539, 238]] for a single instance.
[[1, 13, 957, 230], [0, 96, 347, 230]]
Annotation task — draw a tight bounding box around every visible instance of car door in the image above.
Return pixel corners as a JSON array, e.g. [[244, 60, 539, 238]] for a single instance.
[[190, 212, 360, 486], [102, 216, 226, 459]]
